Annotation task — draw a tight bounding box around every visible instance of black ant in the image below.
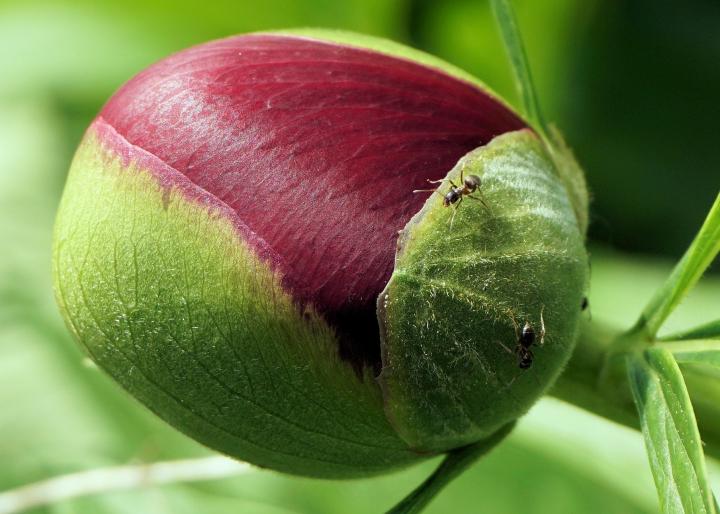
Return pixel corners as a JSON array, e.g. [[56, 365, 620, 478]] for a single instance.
[[499, 307, 545, 370], [581, 296, 591, 320], [413, 163, 490, 226]]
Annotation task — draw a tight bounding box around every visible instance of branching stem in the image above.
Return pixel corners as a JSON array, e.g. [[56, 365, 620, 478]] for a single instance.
[[552, 319, 720, 459]]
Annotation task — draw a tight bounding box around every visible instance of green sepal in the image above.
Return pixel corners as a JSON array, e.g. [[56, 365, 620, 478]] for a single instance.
[[377, 129, 588, 451], [546, 125, 590, 236]]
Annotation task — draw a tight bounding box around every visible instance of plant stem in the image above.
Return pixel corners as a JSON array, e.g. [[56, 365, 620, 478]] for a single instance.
[[385, 423, 514, 514], [0, 456, 251, 514], [552, 318, 720, 459], [551, 320, 638, 428]]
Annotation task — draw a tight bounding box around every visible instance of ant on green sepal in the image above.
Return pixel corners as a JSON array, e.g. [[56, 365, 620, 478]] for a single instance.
[[413, 162, 490, 226], [495, 307, 546, 389], [581, 296, 592, 320], [498, 306, 546, 370]]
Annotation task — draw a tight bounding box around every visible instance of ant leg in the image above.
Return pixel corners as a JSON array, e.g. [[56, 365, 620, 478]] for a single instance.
[[506, 372, 519, 388], [459, 162, 466, 184], [531, 371, 541, 388], [426, 178, 446, 185], [496, 340, 514, 355], [505, 368, 527, 390], [466, 193, 491, 211], [539, 305, 546, 345], [449, 196, 462, 228]]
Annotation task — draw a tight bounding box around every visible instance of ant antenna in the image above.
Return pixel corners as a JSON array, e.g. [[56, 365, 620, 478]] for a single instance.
[[412, 178, 446, 194]]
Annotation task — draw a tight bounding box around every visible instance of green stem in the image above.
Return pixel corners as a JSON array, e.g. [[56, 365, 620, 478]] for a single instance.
[[385, 423, 514, 514], [631, 192, 720, 339], [552, 318, 720, 459], [551, 319, 639, 428]]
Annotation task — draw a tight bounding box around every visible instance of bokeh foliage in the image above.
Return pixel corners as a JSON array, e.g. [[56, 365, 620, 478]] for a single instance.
[[1, 0, 718, 512]]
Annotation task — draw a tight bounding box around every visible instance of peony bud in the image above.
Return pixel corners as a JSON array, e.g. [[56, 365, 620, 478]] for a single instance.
[[52, 30, 588, 478]]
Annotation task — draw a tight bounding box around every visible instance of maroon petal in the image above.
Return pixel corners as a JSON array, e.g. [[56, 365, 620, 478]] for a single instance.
[[100, 33, 526, 371]]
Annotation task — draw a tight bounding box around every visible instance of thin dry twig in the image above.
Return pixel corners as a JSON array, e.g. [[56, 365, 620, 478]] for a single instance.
[[0, 455, 252, 514]]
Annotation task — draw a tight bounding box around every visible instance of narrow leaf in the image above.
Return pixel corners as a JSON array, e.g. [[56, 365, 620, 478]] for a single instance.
[[385, 423, 514, 514], [661, 340, 720, 354], [673, 351, 720, 368], [628, 348, 716, 514], [661, 319, 720, 342], [634, 192, 720, 338], [489, 0, 592, 237], [490, 0, 547, 136], [672, 349, 720, 382]]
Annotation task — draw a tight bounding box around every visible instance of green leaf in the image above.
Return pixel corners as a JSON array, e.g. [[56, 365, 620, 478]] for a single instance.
[[673, 351, 720, 368], [670, 348, 720, 381], [633, 192, 720, 339], [490, 0, 546, 136], [385, 423, 514, 514], [628, 348, 716, 514], [661, 319, 720, 342]]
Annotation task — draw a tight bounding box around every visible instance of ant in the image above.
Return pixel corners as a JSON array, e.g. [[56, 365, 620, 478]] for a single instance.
[[499, 306, 545, 370], [581, 296, 592, 320], [413, 163, 490, 226]]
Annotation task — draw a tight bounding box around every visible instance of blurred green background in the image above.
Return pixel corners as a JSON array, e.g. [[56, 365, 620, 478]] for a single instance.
[[1, 0, 718, 512]]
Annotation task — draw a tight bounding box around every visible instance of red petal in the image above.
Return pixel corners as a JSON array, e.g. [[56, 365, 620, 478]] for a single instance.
[[100, 34, 526, 370]]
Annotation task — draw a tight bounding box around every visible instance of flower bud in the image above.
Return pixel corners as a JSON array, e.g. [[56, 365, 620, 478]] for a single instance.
[[52, 31, 588, 477]]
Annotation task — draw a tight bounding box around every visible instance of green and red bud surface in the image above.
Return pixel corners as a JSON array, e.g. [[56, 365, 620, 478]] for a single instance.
[[52, 30, 589, 478]]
